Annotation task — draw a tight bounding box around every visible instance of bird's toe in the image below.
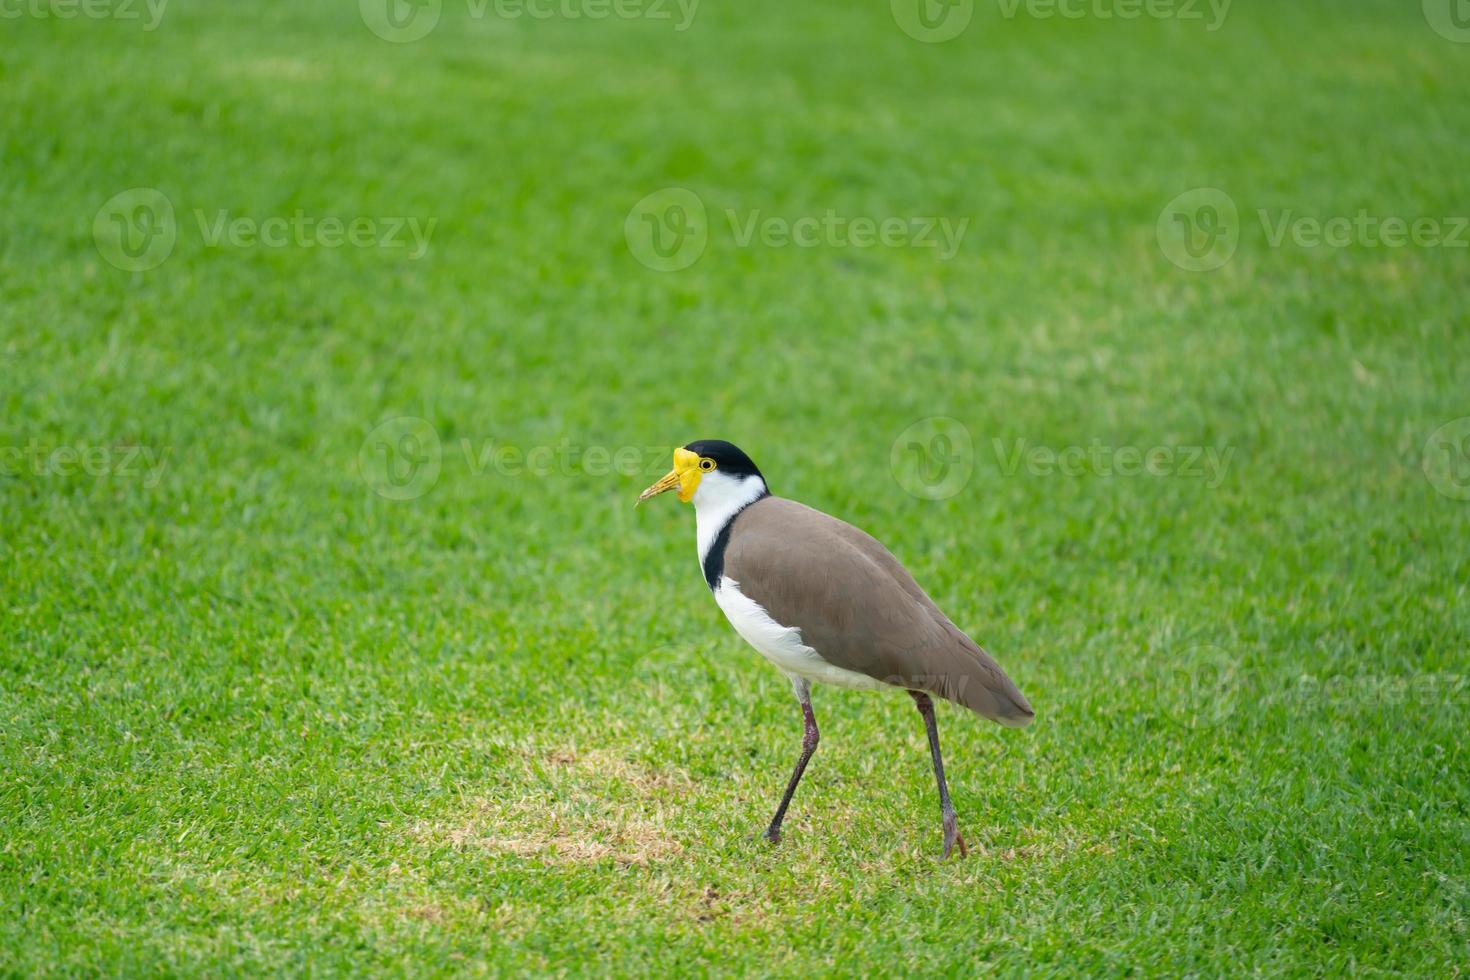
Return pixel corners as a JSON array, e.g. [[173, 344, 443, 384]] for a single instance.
[[941, 814, 967, 859]]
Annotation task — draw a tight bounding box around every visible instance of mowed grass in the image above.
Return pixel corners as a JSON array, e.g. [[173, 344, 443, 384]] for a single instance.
[[3, 0, 1469, 973]]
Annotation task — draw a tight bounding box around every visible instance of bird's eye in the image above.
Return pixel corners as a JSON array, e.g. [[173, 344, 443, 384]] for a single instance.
[[700, 458, 715, 471]]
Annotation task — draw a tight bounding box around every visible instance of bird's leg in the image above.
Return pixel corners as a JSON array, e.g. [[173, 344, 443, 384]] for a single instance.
[[762, 682, 819, 845], [909, 690, 968, 859]]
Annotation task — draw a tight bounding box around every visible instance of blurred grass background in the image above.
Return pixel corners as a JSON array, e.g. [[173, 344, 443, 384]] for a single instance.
[[2, 0, 1469, 973]]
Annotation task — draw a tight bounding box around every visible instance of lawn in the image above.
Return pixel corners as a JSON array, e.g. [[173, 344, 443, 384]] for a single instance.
[[3, 0, 1469, 973]]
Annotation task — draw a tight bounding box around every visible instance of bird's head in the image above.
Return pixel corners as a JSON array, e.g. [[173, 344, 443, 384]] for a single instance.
[[638, 440, 767, 507]]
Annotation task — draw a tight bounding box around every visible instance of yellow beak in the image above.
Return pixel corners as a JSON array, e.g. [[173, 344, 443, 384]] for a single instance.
[[638, 447, 702, 504]]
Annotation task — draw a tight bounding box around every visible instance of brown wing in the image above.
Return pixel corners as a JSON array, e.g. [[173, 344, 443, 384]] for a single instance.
[[723, 497, 1034, 727]]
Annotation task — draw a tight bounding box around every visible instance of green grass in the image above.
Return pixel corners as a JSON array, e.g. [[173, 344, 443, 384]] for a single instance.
[[3, 0, 1469, 973]]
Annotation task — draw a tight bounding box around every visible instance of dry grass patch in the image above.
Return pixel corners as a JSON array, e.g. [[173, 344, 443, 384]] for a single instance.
[[416, 747, 693, 866], [990, 826, 1119, 863]]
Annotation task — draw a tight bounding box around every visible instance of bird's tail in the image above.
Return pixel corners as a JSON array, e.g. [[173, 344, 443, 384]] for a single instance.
[[944, 647, 1035, 728]]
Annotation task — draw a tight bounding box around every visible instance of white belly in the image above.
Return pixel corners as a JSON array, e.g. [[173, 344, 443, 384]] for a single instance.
[[713, 576, 888, 691]]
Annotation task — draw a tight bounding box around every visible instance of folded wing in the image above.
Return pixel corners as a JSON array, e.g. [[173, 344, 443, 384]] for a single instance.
[[723, 497, 1034, 727]]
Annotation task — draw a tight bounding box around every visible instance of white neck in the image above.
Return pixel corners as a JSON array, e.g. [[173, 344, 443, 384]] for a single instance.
[[693, 472, 768, 567]]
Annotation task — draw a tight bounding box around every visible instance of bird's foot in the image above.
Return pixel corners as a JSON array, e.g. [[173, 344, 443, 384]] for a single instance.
[[941, 813, 968, 860], [760, 826, 782, 845]]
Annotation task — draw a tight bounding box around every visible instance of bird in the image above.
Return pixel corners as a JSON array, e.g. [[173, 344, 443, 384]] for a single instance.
[[638, 439, 1033, 858]]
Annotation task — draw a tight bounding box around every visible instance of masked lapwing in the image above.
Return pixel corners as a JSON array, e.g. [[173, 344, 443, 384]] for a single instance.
[[639, 439, 1033, 858]]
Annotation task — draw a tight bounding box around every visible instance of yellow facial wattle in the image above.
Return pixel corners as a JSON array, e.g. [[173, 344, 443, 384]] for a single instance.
[[672, 447, 701, 501]]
